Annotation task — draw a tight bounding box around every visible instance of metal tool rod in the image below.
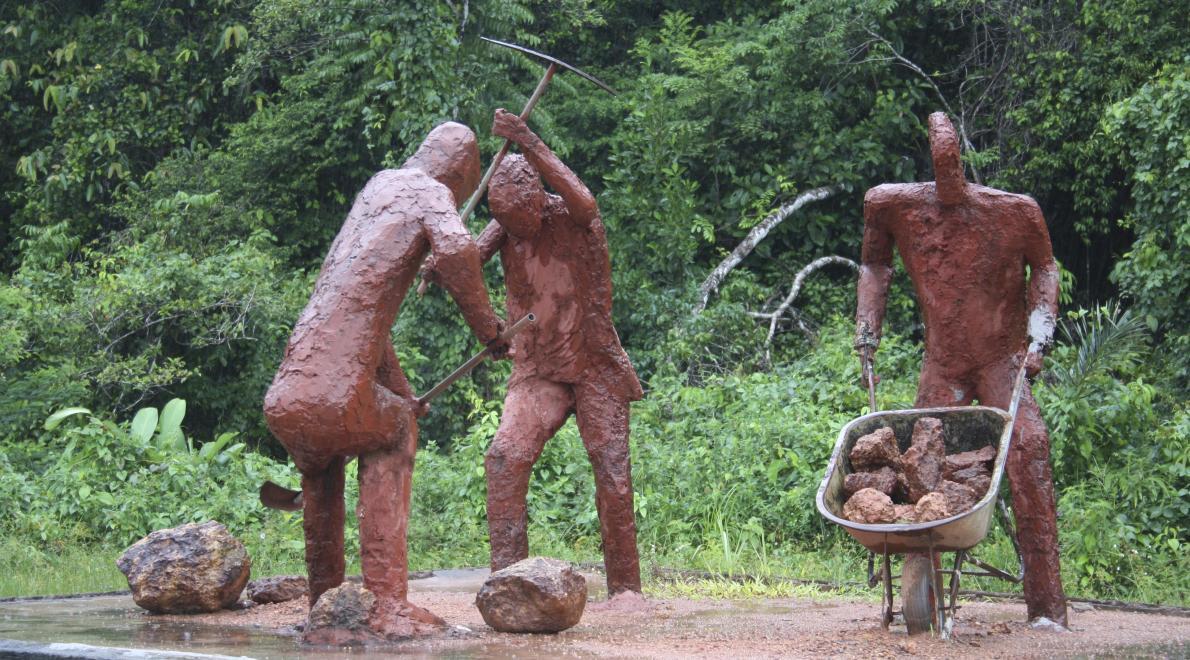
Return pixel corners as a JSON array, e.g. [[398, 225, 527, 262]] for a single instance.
[[862, 348, 878, 412], [456, 63, 558, 226], [415, 313, 535, 404]]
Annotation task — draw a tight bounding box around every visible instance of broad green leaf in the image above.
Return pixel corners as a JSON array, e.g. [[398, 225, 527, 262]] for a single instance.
[[157, 398, 187, 439], [45, 407, 91, 431], [130, 407, 159, 443]]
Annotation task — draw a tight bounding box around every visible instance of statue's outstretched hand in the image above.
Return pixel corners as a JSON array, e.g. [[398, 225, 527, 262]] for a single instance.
[[492, 108, 530, 143]]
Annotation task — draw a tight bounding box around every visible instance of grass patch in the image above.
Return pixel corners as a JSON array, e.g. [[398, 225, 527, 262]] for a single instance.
[[0, 538, 127, 598]]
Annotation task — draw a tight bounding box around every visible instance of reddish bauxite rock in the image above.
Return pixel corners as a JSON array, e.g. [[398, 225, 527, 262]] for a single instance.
[[893, 504, 917, 523], [940, 479, 979, 514], [843, 488, 897, 524], [901, 418, 946, 502], [844, 466, 898, 497], [945, 445, 997, 476], [849, 427, 901, 472], [913, 491, 950, 522]]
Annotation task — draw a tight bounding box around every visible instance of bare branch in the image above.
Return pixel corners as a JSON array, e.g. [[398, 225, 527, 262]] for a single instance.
[[694, 185, 837, 315], [762, 255, 858, 366]]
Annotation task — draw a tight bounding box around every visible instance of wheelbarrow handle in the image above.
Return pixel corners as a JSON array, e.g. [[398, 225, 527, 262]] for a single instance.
[[1006, 360, 1029, 432]]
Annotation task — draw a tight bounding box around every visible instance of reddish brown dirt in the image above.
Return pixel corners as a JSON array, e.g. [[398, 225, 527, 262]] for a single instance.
[[168, 584, 1189, 658]]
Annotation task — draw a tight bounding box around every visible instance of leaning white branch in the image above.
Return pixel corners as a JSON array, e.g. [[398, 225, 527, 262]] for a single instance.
[[694, 185, 837, 315], [763, 255, 859, 365]]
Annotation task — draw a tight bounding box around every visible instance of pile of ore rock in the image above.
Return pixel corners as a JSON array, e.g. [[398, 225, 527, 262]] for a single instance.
[[841, 417, 996, 525]]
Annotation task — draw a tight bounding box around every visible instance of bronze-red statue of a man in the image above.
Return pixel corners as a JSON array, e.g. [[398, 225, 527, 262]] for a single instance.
[[473, 109, 644, 600], [856, 112, 1067, 627], [264, 122, 507, 639]]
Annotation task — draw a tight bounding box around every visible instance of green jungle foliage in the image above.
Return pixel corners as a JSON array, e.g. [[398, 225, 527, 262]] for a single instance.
[[1, 1, 1186, 603]]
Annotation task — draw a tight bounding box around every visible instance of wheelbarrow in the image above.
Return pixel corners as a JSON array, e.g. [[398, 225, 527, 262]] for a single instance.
[[815, 353, 1027, 637]]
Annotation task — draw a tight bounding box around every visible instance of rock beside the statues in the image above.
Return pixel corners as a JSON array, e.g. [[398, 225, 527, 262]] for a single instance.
[[303, 582, 377, 645], [248, 575, 308, 604], [476, 557, 586, 633], [117, 520, 251, 614]]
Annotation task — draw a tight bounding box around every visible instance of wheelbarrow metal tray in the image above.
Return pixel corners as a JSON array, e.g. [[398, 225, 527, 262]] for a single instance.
[[816, 406, 1012, 555]]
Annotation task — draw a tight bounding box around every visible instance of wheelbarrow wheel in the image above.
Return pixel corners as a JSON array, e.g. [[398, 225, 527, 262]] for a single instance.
[[901, 554, 935, 635]]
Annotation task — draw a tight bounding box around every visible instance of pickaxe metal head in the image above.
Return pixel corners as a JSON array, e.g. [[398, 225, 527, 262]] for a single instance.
[[480, 37, 618, 96]]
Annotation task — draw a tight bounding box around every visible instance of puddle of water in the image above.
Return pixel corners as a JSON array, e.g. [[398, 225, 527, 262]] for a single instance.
[[0, 569, 609, 659]]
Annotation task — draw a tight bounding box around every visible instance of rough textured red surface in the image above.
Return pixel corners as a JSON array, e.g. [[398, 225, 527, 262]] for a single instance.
[[939, 479, 979, 514], [893, 504, 917, 523], [466, 109, 644, 596], [855, 111, 1067, 625], [263, 122, 506, 638], [843, 465, 898, 497], [945, 445, 997, 476], [848, 427, 901, 472], [946, 461, 992, 483], [901, 418, 946, 503], [843, 488, 897, 524], [913, 491, 950, 523]]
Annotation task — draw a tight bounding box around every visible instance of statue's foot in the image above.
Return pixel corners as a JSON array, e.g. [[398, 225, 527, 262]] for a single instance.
[[588, 589, 650, 612], [369, 598, 447, 640]]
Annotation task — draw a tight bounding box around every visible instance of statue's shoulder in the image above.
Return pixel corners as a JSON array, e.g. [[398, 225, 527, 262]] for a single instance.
[[864, 182, 929, 208], [969, 185, 1042, 216]]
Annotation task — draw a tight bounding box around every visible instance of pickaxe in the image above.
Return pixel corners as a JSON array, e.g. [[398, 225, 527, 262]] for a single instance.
[[259, 313, 535, 511], [417, 37, 616, 295]]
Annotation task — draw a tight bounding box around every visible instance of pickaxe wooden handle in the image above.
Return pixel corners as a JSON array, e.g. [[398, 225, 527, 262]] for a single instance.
[[260, 313, 535, 511]]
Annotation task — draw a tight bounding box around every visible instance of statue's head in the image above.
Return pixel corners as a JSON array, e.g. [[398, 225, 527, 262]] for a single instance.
[[927, 112, 966, 206], [403, 122, 481, 206], [488, 154, 544, 239]]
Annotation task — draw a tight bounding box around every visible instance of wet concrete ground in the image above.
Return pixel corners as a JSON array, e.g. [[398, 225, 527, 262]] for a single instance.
[[1, 568, 1186, 658]]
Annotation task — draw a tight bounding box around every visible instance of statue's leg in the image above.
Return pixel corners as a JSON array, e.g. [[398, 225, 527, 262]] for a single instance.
[[302, 456, 347, 607], [574, 379, 641, 595], [976, 360, 1068, 627], [486, 376, 573, 571], [357, 383, 445, 636]]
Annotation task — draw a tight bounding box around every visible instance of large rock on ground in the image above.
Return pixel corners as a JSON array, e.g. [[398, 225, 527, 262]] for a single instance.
[[849, 427, 901, 472], [248, 575, 308, 604], [476, 557, 586, 633], [844, 466, 898, 497], [117, 520, 250, 614], [304, 582, 377, 645], [901, 417, 946, 502], [842, 488, 896, 524]]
